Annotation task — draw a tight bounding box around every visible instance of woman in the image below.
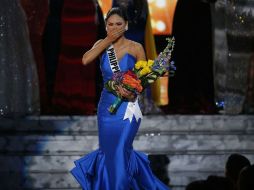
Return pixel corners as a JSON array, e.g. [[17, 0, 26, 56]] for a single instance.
[[51, 0, 101, 115], [71, 8, 170, 190], [0, 0, 40, 117], [170, 0, 215, 114], [20, 0, 49, 113]]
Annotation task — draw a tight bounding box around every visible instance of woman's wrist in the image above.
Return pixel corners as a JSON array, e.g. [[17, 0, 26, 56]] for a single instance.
[[104, 36, 113, 45]]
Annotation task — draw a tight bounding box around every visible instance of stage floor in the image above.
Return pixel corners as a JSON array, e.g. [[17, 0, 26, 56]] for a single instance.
[[1, 115, 254, 189]]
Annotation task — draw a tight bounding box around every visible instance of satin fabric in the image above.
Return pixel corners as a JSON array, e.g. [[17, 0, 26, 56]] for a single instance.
[[71, 52, 170, 190]]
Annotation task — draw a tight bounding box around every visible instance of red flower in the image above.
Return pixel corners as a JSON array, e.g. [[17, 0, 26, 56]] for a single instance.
[[125, 70, 137, 79]]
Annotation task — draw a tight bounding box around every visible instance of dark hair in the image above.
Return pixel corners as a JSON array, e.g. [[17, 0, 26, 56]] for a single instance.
[[238, 164, 254, 190], [105, 7, 128, 22], [206, 175, 234, 190], [112, 0, 148, 24], [186, 176, 234, 190], [186, 180, 207, 190], [225, 154, 251, 183]]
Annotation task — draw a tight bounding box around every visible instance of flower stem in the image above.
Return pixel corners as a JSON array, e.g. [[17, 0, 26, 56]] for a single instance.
[[108, 97, 123, 114]]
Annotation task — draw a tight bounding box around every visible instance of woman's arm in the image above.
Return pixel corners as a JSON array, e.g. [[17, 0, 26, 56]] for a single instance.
[[82, 28, 126, 65], [82, 38, 111, 65]]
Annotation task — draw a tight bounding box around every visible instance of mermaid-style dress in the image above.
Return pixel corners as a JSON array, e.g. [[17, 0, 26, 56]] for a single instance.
[[71, 52, 170, 190]]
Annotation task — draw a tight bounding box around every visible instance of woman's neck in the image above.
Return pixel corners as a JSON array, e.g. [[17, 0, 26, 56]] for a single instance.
[[113, 36, 125, 47]]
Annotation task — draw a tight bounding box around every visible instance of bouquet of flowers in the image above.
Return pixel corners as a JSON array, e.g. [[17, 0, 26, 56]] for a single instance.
[[105, 37, 176, 114]]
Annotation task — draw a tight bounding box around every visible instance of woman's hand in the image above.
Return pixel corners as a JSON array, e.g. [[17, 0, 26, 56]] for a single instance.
[[106, 28, 126, 43], [115, 84, 136, 102], [82, 27, 125, 65]]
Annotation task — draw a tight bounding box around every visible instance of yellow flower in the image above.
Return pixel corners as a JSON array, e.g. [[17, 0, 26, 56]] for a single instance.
[[142, 61, 148, 68], [146, 67, 152, 73], [140, 66, 152, 77], [135, 61, 144, 69], [147, 60, 154, 67], [135, 60, 147, 70]]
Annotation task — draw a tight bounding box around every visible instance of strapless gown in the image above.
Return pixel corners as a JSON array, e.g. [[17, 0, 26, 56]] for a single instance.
[[71, 52, 170, 190]]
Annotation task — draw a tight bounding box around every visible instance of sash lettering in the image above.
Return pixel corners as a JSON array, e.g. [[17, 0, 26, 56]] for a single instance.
[[107, 45, 121, 73]]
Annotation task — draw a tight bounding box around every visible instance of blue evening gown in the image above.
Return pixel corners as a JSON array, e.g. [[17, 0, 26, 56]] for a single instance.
[[71, 52, 170, 190]]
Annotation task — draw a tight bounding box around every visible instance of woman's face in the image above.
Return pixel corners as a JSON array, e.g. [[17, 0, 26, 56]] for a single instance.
[[106, 14, 127, 33]]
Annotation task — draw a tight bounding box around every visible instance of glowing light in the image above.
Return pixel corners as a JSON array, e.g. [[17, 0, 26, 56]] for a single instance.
[[149, 7, 153, 14], [151, 19, 156, 28], [156, 0, 166, 8], [156, 20, 166, 31], [98, 0, 102, 7], [98, 0, 112, 20], [148, 0, 155, 3]]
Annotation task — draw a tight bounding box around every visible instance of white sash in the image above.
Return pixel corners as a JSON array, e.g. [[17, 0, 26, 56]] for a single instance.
[[107, 45, 121, 73], [106, 44, 143, 122]]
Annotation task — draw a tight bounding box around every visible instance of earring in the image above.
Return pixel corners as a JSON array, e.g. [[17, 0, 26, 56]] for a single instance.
[[125, 25, 128, 31], [106, 27, 108, 31]]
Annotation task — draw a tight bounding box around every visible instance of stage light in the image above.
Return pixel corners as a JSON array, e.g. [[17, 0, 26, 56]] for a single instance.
[[156, 20, 166, 32], [98, 0, 112, 19], [151, 19, 156, 28], [156, 0, 166, 8], [98, 0, 102, 6], [149, 7, 154, 14]]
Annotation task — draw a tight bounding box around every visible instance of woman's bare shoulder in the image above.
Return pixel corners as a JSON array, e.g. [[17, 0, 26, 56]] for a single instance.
[[127, 40, 143, 49], [126, 40, 146, 60], [127, 40, 144, 54]]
